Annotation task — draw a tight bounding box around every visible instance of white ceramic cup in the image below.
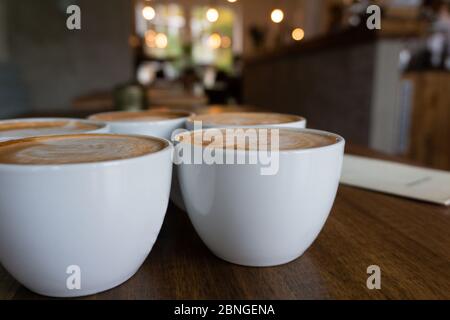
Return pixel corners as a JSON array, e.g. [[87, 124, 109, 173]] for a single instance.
[[89, 110, 192, 211], [185, 112, 307, 130], [0, 134, 173, 297], [0, 118, 109, 142], [174, 112, 307, 211], [174, 128, 345, 267], [88, 110, 192, 140]]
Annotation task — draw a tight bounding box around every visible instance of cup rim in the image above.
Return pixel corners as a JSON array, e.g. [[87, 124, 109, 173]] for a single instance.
[[173, 127, 345, 155], [0, 117, 108, 137], [186, 112, 306, 128], [88, 109, 194, 125], [0, 133, 173, 170]]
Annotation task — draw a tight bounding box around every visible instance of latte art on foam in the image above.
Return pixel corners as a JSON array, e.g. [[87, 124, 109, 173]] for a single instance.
[[276, 131, 336, 150], [0, 120, 102, 139], [89, 110, 190, 122], [189, 112, 304, 126], [178, 129, 338, 151], [0, 134, 167, 165]]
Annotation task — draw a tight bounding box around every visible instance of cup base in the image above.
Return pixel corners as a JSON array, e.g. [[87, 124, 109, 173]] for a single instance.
[[23, 265, 142, 298], [210, 250, 306, 268]]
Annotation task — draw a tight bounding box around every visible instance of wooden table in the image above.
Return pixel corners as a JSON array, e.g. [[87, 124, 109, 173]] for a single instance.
[[1, 145, 449, 300]]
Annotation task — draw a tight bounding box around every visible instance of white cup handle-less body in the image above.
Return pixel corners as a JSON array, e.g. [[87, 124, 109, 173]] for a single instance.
[[0, 142, 173, 297], [176, 128, 344, 267], [173, 115, 307, 211], [88, 113, 191, 212]]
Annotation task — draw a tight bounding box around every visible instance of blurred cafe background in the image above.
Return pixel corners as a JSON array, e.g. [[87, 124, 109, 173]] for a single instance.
[[0, 0, 449, 170]]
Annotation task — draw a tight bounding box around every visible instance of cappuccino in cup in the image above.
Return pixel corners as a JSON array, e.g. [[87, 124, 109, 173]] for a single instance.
[[0, 134, 173, 297], [178, 112, 306, 210], [0, 134, 166, 165], [186, 112, 306, 130], [179, 128, 337, 151], [0, 118, 108, 141], [175, 127, 344, 267]]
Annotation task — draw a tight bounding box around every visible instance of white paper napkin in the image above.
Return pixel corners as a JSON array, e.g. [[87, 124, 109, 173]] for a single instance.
[[340, 155, 450, 206]]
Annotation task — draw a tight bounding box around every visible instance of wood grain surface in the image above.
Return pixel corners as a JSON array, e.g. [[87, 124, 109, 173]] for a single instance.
[[1, 145, 449, 300]]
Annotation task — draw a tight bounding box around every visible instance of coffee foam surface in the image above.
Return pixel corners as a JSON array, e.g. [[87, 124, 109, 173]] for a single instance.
[[189, 112, 303, 126], [0, 134, 167, 165], [178, 128, 339, 151], [0, 120, 102, 139], [89, 110, 190, 122]]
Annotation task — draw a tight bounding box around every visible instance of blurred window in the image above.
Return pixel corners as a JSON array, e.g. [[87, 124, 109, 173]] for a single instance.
[[136, 3, 185, 59], [190, 7, 234, 72]]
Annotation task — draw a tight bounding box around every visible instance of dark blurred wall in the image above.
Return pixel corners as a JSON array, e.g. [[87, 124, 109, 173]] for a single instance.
[[243, 42, 375, 146], [243, 30, 406, 153], [1, 0, 133, 115]]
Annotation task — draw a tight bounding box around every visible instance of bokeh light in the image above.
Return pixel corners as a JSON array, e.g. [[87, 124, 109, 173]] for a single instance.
[[206, 8, 219, 22], [221, 36, 232, 48], [155, 33, 168, 49], [292, 28, 305, 41], [271, 9, 284, 23], [208, 33, 222, 49], [142, 6, 156, 21]]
